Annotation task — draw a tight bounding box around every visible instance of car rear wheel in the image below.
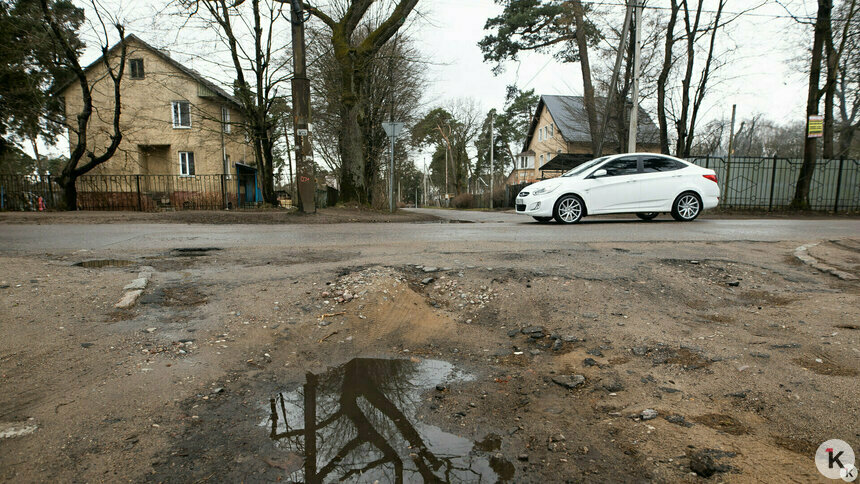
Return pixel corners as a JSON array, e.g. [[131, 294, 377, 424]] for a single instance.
[[533, 216, 552, 223], [671, 192, 702, 221], [553, 195, 584, 224], [636, 212, 659, 221]]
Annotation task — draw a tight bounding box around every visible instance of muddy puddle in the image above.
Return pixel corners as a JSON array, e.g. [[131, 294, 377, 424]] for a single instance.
[[74, 259, 136, 268], [265, 357, 513, 483]]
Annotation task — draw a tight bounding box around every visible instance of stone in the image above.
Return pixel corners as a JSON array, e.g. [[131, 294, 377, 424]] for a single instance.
[[770, 343, 801, 349], [517, 454, 529, 461], [124, 278, 148, 290], [423, 267, 438, 273], [641, 409, 658, 420], [583, 358, 598, 367], [521, 326, 545, 338], [507, 329, 519, 337], [562, 335, 583, 343], [726, 281, 740, 287], [435, 384, 447, 391], [586, 348, 603, 357], [689, 449, 733, 477], [725, 391, 747, 399], [80, 342, 94, 348], [602, 380, 624, 392], [631, 346, 648, 356], [659, 387, 681, 394], [115, 290, 143, 309], [529, 349, 542, 356], [421, 277, 434, 285], [665, 414, 693, 427], [551, 339, 563, 351], [750, 352, 770, 359], [552, 374, 586, 390], [144, 327, 157, 333]]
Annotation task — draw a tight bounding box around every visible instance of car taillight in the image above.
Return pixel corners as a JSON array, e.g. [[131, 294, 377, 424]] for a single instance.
[[703, 174, 718, 183]]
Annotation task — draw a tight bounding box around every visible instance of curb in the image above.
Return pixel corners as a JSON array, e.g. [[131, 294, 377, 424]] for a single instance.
[[794, 243, 858, 281], [115, 265, 154, 308]]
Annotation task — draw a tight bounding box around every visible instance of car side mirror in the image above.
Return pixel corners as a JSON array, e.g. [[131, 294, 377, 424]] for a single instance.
[[591, 169, 607, 178]]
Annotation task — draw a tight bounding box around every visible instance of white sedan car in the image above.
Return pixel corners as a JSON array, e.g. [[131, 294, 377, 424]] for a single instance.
[[515, 153, 720, 224]]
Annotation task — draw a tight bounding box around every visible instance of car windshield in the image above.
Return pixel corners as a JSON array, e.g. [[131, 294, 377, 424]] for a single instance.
[[562, 157, 608, 177]]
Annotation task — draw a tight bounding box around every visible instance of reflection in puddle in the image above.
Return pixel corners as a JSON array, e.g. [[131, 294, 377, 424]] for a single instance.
[[74, 259, 135, 268], [267, 358, 513, 483]]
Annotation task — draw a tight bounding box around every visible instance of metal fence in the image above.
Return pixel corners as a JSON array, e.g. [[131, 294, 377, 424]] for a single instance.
[[688, 156, 859, 212], [0, 174, 253, 211]]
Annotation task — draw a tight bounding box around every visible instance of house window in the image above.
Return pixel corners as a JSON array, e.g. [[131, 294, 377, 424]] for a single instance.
[[540, 154, 544, 166], [172, 101, 191, 128], [179, 151, 195, 176], [221, 106, 231, 133], [549, 124, 554, 138], [538, 128, 543, 142], [129, 59, 144, 79]]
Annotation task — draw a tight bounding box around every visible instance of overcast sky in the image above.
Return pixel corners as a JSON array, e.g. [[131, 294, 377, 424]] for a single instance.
[[56, 0, 819, 159]]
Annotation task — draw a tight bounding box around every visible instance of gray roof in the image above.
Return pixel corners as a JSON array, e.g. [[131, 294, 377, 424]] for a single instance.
[[56, 34, 241, 108], [524, 95, 660, 152]]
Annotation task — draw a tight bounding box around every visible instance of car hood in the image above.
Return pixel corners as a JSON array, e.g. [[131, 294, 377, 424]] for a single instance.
[[522, 179, 562, 194]]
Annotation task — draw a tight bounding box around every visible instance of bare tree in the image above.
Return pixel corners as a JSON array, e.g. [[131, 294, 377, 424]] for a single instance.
[[41, 0, 127, 210], [179, 0, 293, 205], [302, 0, 419, 204]]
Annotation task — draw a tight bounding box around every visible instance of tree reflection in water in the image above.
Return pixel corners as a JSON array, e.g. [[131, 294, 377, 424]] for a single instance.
[[268, 358, 513, 483]]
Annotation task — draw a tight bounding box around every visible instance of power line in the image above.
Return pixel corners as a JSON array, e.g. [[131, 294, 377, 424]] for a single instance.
[[579, 0, 820, 21]]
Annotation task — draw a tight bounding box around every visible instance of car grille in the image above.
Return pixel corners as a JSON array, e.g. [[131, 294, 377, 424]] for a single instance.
[[519, 192, 529, 197], [516, 204, 526, 212]]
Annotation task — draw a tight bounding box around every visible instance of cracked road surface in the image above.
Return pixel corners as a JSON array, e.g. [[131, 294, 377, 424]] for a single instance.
[[1, 211, 858, 482]]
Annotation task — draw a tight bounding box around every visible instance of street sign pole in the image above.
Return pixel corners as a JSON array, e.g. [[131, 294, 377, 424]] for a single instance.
[[490, 114, 494, 210], [381, 122, 404, 213]]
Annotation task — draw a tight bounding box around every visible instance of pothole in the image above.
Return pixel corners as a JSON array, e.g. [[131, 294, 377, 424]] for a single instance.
[[74, 259, 136, 268], [172, 247, 222, 256], [265, 357, 513, 482]]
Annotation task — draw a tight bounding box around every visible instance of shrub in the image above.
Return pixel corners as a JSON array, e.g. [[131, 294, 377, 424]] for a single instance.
[[452, 193, 474, 208]]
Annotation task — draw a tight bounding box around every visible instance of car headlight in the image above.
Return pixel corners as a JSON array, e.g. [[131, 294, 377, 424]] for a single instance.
[[532, 184, 559, 196]]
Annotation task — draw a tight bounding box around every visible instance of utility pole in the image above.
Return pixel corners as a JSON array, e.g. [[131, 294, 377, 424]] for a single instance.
[[628, 0, 643, 152], [490, 113, 494, 210], [596, 1, 634, 157], [724, 104, 737, 203], [290, 0, 314, 213]]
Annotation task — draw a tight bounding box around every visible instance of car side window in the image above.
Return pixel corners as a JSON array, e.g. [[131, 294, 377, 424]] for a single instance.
[[600, 157, 639, 176], [642, 156, 682, 173]]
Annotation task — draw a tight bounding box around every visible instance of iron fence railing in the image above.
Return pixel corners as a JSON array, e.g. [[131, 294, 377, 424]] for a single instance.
[[0, 174, 255, 211], [688, 156, 859, 212]]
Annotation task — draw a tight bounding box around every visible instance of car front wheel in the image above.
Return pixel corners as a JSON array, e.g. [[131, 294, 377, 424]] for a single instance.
[[553, 195, 584, 224], [671, 192, 702, 221], [636, 212, 658, 221], [533, 216, 552, 223]]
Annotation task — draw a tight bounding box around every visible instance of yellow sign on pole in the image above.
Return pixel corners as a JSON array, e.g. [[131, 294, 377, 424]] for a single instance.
[[807, 115, 824, 138]]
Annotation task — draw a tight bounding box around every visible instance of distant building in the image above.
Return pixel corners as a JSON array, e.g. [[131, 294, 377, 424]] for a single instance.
[[57, 34, 261, 206], [508, 95, 660, 185]]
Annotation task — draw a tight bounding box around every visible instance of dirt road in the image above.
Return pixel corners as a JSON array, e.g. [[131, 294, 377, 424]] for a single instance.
[[1, 217, 858, 482]]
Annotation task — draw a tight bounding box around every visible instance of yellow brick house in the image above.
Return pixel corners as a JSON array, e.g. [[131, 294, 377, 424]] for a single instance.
[[58, 34, 259, 208], [508, 95, 661, 185]]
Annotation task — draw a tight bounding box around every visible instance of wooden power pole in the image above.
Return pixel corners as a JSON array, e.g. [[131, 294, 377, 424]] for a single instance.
[[290, 0, 315, 213]]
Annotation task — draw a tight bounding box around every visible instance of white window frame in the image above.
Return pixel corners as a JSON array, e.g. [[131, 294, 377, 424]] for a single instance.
[[179, 151, 195, 176], [129, 58, 144, 79], [221, 106, 231, 133], [549, 124, 554, 138], [172, 101, 191, 128]]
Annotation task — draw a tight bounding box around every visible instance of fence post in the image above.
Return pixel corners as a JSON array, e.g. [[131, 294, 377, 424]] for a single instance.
[[833, 156, 845, 213], [768, 155, 778, 211], [47, 175, 54, 210], [136, 175, 142, 211], [220, 174, 226, 209], [705, 154, 709, 169]]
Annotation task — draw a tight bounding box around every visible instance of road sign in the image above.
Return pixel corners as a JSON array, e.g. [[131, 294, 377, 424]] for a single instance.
[[808, 115, 824, 138], [382, 122, 405, 138]]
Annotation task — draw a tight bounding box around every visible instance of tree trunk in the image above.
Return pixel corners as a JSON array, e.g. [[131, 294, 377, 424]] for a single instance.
[[823, 17, 837, 159], [338, 103, 367, 203], [571, 0, 599, 154], [657, 0, 679, 155], [676, 1, 703, 156], [58, 173, 77, 210], [793, 0, 831, 209]]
